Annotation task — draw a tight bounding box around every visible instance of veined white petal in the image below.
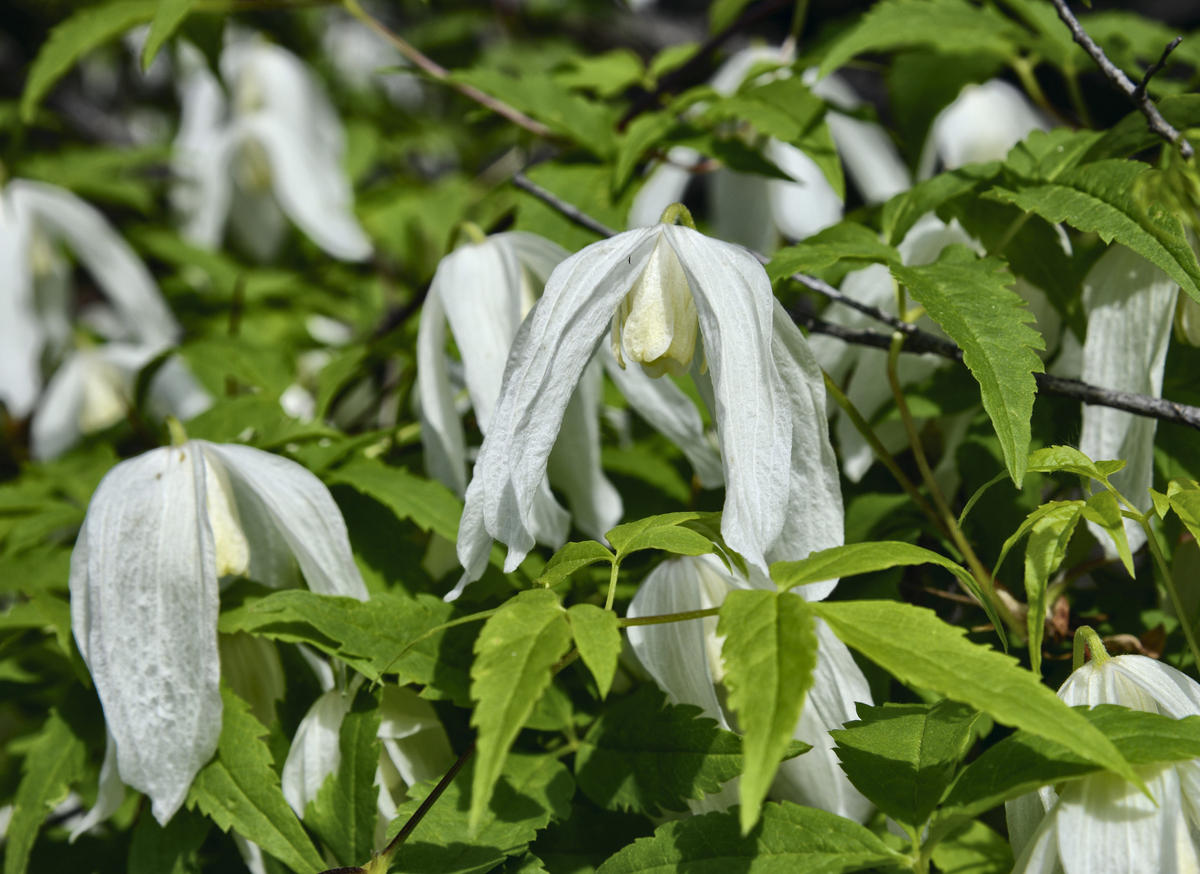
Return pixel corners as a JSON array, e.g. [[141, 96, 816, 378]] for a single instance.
[[10, 181, 179, 347], [919, 79, 1049, 178], [1079, 246, 1176, 555], [416, 287, 469, 495], [767, 300, 844, 591], [1010, 794, 1065, 874], [1059, 654, 1200, 718], [626, 555, 732, 726], [602, 348, 724, 489], [457, 227, 658, 580], [547, 358, 623, 541], [68, 731, 126, 841], [826, 111, 910, 205], [764, 139, 844, 242], [70, 444, 221, 823], [1006, 788, 1056, 862], [772, 619, 871, 821], [237, 115, 371, 261], [281, 689, 351, 815], [500, 231, 570, 288], [628, 147, 698, 229], [0, 190, 42, 418], [711, 168, 778, 253], [377, 686, 454, 787], [198, 441, 369, 599], [663, 224, 789, 574]]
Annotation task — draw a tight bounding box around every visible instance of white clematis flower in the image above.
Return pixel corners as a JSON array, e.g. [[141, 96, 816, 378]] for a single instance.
[[454, 221, 843, 596], [627, 555, 873, 821], [0, 179, 179, 419], [918, 79, 1050, 178], [172, 35, 371, 262], [629, 46, 911, 249], [1077, 246, 1177, 555], [70, 439, 368, 824], [1006, 646, 1200, 873], [282, 683, 454, 846]]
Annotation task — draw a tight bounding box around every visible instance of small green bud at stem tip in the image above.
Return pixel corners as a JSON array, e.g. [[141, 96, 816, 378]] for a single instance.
[[659, 202, 697, 229], [166, 417, 189, 447], [1072, 626, 1111, 671]]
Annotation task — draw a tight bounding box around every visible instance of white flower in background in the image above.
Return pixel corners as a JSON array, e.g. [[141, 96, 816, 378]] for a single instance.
[[629, 46, 911, 250], [320, 11, 422, 107], [172, 35, 372, 262], [917, 79, 1050, 178], [70, 438, 368, 825], [0, 179, 179, 419], [1076, 246, 1177, 556], [1006, 644, 1200, 873], [627, 555, 872, 820], [423, 231, 721, 602], [282, 682, 454, 845], [31, 344, 211, 461], [454, 220, 843, 597]]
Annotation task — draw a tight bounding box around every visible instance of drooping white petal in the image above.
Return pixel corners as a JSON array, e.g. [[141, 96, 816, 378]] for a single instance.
[[145, 355, 213, 423], [628, 147, 698, 229], [198, 441, 369, 599], [771, 619, 871, 821], [10, 181, 179, 347], [626, 555, 732, 726], [416, 288, 469, 494], [29, 352, 89, 461], [377, 686, 454, 786], [172, 46, 237, 250], [919, 79, 1049, 178], [1010, 794, 1065, 874], [764, 139, 844, 242], [68, 731, 126, 841], [501, 231, 571, 288], [711, 167, 778, 253], [1059, 654, 1200, 718], [0, 191, 42, 418], [663, 224, 790, 574], [281, 689, 351, 816], [601, 348, 724, 488], [1006, 787, 1056, 862], [70, 444, 222, 824], [456, 227, 658, 581], [1079, 246, 1176, 555]]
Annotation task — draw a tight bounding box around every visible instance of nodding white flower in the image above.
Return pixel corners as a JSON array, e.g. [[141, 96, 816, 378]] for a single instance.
[[70, 439, 368, 824], [918, 79, 1049, 178], [172, 35, 371, 262], [1077, 246, 1177, 555], [629, 46, 910, 249], [282, 682, 454, 846], [627, 555, 873, 821], [454, 220, 843, 595], [1006, 646, 1200, 873], [0, 179, 179, 419], [31, 344, 211, 461]]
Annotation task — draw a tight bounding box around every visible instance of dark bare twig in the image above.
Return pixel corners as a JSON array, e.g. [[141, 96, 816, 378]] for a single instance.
[[1049, 0, 1193, 160], [512, 170, 1200, 432]]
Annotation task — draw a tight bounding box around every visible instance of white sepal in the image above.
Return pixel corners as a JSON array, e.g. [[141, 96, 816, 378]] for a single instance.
[[281, 688, 352, 816]]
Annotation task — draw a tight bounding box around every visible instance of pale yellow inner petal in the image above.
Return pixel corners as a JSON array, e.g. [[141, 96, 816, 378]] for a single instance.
[[612, 236, 699, 378], [203, 456, 251, 578]]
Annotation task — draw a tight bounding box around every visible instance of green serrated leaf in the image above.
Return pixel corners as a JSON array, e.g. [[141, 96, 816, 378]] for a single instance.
[[718, 589, 817, 834], [538, 541, 614, 589], [20, 0, 157, 121], [817, 0, 1023, 79], [882, 164, 999, 246], [990, 160, 1200, 303], [607, 512, 715, 562], [128, 809, 210, 874], [893, 249, 1045, 484], [928, 818, 1013, 874], [1023, 503, 1083, 675], [811, 600, 1140, 791], [385, 753, 574, 874], [1080, 490, 1134, 576], [470, 589, 572, 833], [4, 712, 86, 874], [566, 604, 621, 699], [595, 801, 904, 874], [831, 700, 984, 831], [330, 460, 463, 543], [767, 222, 900, 282], [771, 541, 977, 596], [943, 705, 1200, 818], [142, 0, 196, 69], [307, 687, 381, 867], [189, 687, 325, 874]]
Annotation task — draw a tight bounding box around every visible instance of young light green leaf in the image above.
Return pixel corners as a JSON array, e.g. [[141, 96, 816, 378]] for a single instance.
[[767, 222, 900, 283], [1023, 503, 1083, 675], [771, 541, 977, 594], [1027, 445, 1123, 483], [942, 706, 1200, 817], [330, 460, 464, 543], [189, 687, 325, 874], [810, 600, 1140, 790], [470, 589, 572, 833], [614, 112, 678, 191], [1080, 490, 1134, 576], [831, 700, 984, 831], [928, 819, 1013, 874], [4, 712, 86, 874], [384, 753, 574, 874], [1169, 487, 1200, 545], [606, 512, 716, 562], [306, 687, 381, 868], [141, 0, 195, 70], [566, 604, 621, 699], [992, 500, 1085, 581], [718, 589, 817, 834], [990, 160, 1200, 303], [595, 801, 905, 874], [537, 541, 615, 589], [893, 249, 1045, 485], [20, 0, 157, 122], [709, 0, 754, 32], [881, 164, 999, 246], [817, 0, 1024, 78]]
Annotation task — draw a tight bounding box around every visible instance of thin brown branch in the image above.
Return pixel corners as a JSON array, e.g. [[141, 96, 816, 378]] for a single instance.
[[512, 169, 1200, 432], [342, 0, 553, 139], [1049, 0, 1193, 159]]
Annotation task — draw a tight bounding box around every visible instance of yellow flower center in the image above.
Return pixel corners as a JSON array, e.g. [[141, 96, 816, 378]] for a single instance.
[[611, 237, 699, 378]]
